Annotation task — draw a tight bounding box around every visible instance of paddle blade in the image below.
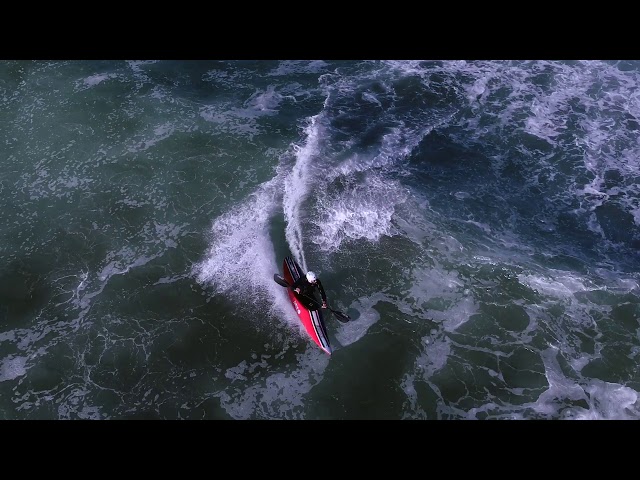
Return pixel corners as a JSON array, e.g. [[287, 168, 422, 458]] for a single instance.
[[331, 309, 351, 323], [273, 274, 290, 288]]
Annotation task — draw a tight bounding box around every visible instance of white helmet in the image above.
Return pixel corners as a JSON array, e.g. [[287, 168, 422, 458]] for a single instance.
[[306, 271, 317, 283]]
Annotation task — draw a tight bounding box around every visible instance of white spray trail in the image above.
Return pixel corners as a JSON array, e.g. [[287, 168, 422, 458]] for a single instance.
[[283, 114, 324, 270], [194, 177, 296, 323]]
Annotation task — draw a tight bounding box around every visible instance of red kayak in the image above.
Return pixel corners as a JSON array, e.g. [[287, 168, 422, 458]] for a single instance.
[[282, 256, 332, 355]]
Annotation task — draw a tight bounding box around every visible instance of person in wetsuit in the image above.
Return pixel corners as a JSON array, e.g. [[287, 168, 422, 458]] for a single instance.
[[291, 271, 327, 310]]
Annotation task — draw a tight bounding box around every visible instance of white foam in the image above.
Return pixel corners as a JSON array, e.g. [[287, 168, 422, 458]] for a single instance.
[[518, 272, 590, 298], [55, 387, 105, 420], [400, 334, 456, 419], [417, 335, 452, 377], [463, 220, 492, 235], [527, 350, 584, 416], [362, 91, 383, 109], [195, 180, 275, 295], [585, 211, 606, 239], [331, 123, 435, 181], [244, 85, 283, 113], [592, 269, 640, 293], [0, 355, 28, 382], [567, 382, 639, 420], [126, 60, 157, 74], [531, 347, 640, 419], [199, 105, 261, 138], [126, 122, 176, 153], [400, 374, 429, 419], [524, 96, 567, 143], [194, 178, 299, 327], [393, 208, 437, 247], [267, 60, 330, 77], [216, 347, 329, 419], [441, 296, 478, 331], [333, 293, 384, 347], [283, 114, 325, 270], [467, 77, 488, 103], [78, 73, 119, 90], [401, 263, 478, 333], [313, 174, 408, 251]]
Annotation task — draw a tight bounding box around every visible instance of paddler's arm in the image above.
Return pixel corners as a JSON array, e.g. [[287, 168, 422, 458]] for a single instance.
[[316, 279, 328, 308], [291, 276, 304, 294]]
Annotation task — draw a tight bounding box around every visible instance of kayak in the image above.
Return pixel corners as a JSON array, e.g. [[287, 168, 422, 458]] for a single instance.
[[282, 256, 332, 355]]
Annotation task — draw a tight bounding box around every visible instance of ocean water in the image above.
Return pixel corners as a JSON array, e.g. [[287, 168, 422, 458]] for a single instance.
[[1, 59, 639, 420]]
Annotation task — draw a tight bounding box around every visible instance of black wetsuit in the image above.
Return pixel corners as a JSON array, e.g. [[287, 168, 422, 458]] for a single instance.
[[291, 276, 327, 310]]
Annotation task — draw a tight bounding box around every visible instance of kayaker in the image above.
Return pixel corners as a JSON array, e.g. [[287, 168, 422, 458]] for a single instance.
[[292, 271, 327, 309]]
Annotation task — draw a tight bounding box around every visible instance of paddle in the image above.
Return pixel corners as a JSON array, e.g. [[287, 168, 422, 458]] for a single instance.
[[273, 273, 351, 323]]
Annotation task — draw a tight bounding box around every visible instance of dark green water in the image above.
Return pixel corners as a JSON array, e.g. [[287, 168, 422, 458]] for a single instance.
[[1, 60, 639, 419]]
